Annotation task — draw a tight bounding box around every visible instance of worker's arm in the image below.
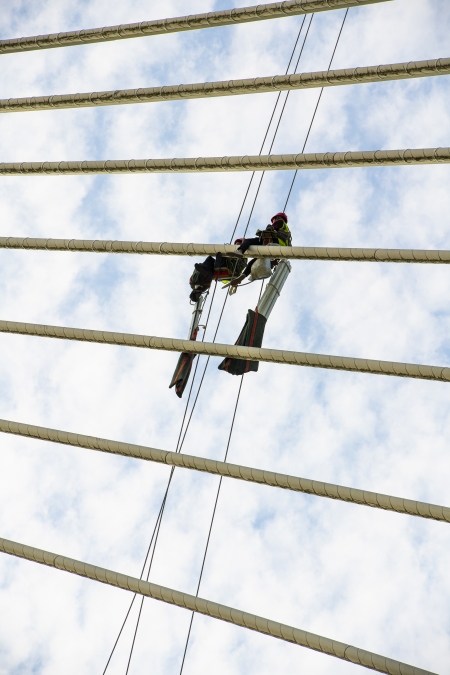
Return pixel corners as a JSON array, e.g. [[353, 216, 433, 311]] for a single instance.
[[229, 259, 255, 287], [275, 230, 290, 242]]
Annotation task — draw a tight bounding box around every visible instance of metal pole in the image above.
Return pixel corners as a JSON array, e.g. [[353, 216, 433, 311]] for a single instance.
[[0, 535, 436, 675], [218, 261, 291, 374], [1, 57, 447, 114], [0, 0, 391, 55], [257, 260, 292, 319], [187, 296, 205, 340], [0, 148, 449, 175], [2, 237, 450, 264], [0, 319, 449, 383], [1, 417, 449, 523], [169, 295, 206, 397]]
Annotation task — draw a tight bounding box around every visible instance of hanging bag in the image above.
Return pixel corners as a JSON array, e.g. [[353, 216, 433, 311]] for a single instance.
[[249, 257, 272, 281]]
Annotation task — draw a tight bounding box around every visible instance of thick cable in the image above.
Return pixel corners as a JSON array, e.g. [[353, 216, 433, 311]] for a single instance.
[[3, 147, 449, 176], [0, 0, 390, 55], [5, 238, 450, 263], [3, 319, 450, 382], [0, 536, 436, 675], [4, 420, 450, 523], [2, 57, 450, 114]]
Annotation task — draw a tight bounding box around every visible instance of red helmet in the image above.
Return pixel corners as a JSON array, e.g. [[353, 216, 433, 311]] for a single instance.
[[234, 238, 243, 245], [271, 212, 288, 224]]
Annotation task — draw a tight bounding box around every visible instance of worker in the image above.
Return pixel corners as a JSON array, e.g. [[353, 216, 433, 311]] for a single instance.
[[234, 212, 291, 256], [189, 249, 246, 302], [230, 212, 291, 287]]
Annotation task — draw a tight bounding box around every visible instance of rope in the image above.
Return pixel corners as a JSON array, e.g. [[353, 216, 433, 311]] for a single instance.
[[2, 147, 449, 176], [178, 376, 245, 674], [228, 14, 307, 244], [0, 0, 383, 55], [177, 13, 350, 669], [284, 8, 349, 210], [3, 57, 450, 114], [115, 19, 313, 671], [1, 535, 435, 675], [102, 286, 218, 673], [4, 417, 450, 523], [175, 16, 317, 670], [6, 239, 450, 264], [243, 13, 314, 237]]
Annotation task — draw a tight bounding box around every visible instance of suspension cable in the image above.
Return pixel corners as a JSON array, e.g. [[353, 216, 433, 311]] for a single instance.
[[101, 286, 218, 673], [243, 13, 314, 237], [284, 8, 349, 210], [175, 16, 317, 673], [176, 12, 350, 671], [119, 18, 312, 672], [178, 376, 245, 674]]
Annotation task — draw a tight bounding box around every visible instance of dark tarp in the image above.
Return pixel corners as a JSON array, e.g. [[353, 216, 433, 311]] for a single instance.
[[169, 352, 196, 398], [169, 326, 199, 398], [218, 308, 267, 376]]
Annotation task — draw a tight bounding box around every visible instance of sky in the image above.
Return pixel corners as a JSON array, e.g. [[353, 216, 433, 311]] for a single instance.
[[0, 0, 449, 673]]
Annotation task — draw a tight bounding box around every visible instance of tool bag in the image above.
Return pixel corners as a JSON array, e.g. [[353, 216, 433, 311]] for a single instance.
[[249, 257, 272, 281], [189, 265, 214, 294]]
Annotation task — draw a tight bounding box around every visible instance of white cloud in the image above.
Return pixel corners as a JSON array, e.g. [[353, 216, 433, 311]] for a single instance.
[[0, 1, 449, 673]]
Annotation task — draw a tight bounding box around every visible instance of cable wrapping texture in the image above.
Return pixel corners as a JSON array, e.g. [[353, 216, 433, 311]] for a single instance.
[[1, 418, 449, 523], [0, 148, 449, 175], [0, 535, 436, 675], [0, 319, 449, 382], [1, 57, 448, 113], [2, 237, 450, 263], [0, 0, 391, 54]]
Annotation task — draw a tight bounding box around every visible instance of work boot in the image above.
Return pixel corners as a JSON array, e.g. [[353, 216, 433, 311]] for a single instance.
[[214, 252, 223, 269]]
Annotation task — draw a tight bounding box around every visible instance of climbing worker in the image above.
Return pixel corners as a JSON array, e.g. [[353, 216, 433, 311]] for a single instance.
[[229, 212, 291, 287], [234, 212, 291, 257], [189, 248, 246, 302]]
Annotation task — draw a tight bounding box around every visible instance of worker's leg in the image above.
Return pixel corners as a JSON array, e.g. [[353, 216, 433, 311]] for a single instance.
[[195, 256, 215, 274], [237, 237, 261, 254]]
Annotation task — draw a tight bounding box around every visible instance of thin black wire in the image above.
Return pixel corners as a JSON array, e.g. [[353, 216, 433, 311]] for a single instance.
[[284, 8, 349, 211], [118, 282, 231, 675], [176, 13, 349, 672], [173, 17, 311, 446], [178, 375, 245, 675], [118, 287, 221, 673], [115, 17, 312, 674], [101, 286, 218, 675], [228, 14, 307, 244], [175, 18, 318, 674], [100, 496, 166, 675], [243, 13, 314, 238]]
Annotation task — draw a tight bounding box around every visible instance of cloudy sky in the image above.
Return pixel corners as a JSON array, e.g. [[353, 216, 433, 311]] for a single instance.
[[0, 0, 450, 673]]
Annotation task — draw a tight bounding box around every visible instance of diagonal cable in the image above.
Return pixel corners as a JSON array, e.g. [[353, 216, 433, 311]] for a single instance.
[[175, 16, 317, 674], [229, 14, 307, 243], [175, 13, 350, 670], [178, 376, 245, 674], [101, 286, 218, 673], [284, 8, 349, 210], [243, 12, 314, 237], [117, 17, 310, 673]]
